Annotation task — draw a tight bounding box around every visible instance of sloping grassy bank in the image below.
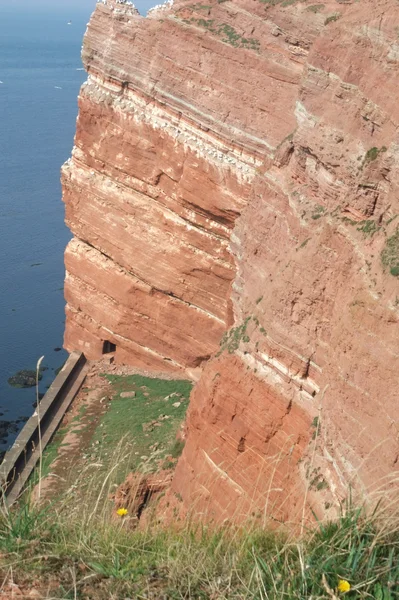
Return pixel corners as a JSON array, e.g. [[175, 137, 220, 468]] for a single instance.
[[29, 372, 192, 505], [1, 370, 397, 598], [0, 498, 397, 599]]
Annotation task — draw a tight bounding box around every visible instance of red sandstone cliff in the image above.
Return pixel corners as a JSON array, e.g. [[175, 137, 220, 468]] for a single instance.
[[62, 0, 399, 524]]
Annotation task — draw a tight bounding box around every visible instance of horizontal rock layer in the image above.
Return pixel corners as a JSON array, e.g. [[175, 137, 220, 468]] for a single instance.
[[63, 0, 399, 523]]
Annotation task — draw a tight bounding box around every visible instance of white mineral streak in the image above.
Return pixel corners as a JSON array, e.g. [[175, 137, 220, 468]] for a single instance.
[[294, 100, 318, 129], [86, 74, 262, 183]]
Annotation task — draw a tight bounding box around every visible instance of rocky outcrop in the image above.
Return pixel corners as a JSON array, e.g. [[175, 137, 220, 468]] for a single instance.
[[63, 0, 399, 523]]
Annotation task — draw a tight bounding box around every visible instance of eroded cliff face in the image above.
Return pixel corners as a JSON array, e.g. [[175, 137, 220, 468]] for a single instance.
[[63, 0, 399, 523]]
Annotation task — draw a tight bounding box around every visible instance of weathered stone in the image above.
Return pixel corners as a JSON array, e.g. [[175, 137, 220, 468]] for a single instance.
[[120, 391, 136, 398]]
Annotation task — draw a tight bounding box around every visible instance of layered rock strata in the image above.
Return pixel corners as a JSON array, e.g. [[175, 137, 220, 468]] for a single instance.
[[63, 0, 399, 523]]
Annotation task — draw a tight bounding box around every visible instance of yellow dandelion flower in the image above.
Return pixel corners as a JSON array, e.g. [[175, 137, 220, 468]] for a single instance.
[[116, 508, 128, 517], [337, 579, 351, 594]]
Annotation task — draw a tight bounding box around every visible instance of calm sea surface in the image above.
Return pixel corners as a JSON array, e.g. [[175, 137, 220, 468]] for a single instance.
[[0, 5, 94, 451], [0, 0, 157, 453]]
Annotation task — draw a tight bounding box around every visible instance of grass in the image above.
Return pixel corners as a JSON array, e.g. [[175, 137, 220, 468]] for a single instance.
[[217, 316, 251, 355], [325, 13, 340, 25], [311, 205, 326, 220], [306, 3, 324, 12], [90, 374, 192, 476], [357, 219, 381, 237], [37, 373, 194, 502], [2, 371, 399, 598], [25, 373, 192, 512], [6, 378, 397, 597], [386, 215, 398, 226], [298, 237, 310, 249], [0, 495, 397, 599], [361, 146, 387, 169], [182, 17, 260, 50], [260, 0, 299, 6], [189, 2, 212, 9], [381, 227, 399, 277], [39, 427, 69, 480]]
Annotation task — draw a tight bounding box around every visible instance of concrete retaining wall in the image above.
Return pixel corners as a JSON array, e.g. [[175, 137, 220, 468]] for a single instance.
[[0, 351, 87, 504]]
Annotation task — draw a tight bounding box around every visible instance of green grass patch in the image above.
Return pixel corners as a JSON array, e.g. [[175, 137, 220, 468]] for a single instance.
[[182, 17, 260, 50], [382, 227, 399, 277], [90, 374, 192, 479], [71, 403, 88, 423], [325, 12, 340, 25], [189, 2, 212, 9], [307, 3, 324, 12], [217, 316, 251, 355], [298, 237, 310, 249], [311, 205, 326, 220], [386, 214, 398, 226], [168, 438, 185, 459], [341, 216, 357, 226], [260, 0, 299, 6], [356, 219, 381, 237], [361, 146, 387, 169]]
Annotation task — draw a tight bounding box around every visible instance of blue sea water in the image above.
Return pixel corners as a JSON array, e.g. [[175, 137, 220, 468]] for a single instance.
[[0, 4, 95, 451], [0, 0, 157, 452]]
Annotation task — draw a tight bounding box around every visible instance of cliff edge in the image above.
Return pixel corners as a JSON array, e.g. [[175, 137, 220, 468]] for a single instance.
[[62, 0, 399, 523]]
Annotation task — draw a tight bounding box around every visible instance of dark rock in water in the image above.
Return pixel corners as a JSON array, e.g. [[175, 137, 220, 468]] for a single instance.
[[0, 419, 19, 443], [8, 369, 43, 388], [38, 393, 45, 400], [54, 347, 62, 352], [16, 416, 29, 424]]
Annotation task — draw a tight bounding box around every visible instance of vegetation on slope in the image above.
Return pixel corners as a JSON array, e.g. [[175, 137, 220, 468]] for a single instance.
[[0, 496, 397, 599], [382, 227, 399, 277], [90, 374, 192, 478], [30, 372, 192, 504], [1, 372, 398, 598]]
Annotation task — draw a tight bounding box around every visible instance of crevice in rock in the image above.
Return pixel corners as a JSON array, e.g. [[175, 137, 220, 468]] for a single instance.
[[264, 398, 293, 445], [182, 198, 242, 228]]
